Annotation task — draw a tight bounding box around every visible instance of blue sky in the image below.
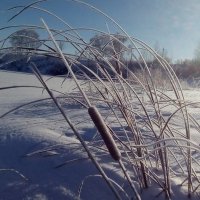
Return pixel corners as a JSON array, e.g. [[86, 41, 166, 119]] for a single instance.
[[1, 0, 200, 62]]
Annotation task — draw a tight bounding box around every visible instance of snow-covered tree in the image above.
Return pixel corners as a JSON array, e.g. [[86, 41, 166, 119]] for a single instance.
[[9, 29, 41, 50], [90, 33, 127, 75]]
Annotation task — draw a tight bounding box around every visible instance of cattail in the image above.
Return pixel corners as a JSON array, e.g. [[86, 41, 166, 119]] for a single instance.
[[88, 106, 121, 161]]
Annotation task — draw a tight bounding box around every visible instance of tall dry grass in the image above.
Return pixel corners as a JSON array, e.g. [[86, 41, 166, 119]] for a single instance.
[[1, 0, 200, 199]]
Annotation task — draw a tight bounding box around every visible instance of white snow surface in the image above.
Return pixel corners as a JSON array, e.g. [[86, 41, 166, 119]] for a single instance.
[[1, 71, 200, 200]]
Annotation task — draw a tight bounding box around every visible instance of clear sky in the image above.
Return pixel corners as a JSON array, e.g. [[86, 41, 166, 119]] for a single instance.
[[1, 0, 200, 62]]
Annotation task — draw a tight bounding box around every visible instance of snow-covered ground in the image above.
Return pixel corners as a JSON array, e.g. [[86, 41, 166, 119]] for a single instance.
[[1, 70, 200, 200], [0, 71, 125, 200]]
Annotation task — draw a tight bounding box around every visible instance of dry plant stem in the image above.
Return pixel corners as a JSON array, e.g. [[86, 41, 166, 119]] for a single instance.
[[11, 3, 97, 58], [118, 160, 141, 200], [95, 61, 161, 190], [0, 95, 87, 119], [111, 70, 188, 195], [78, 174, 130, 200], [129, 39, 190, 196], [0, 169, 28, 181], [54, 158, 88, 169], [30, 65, 122, 200], [88, 106, 141, 200], [117, 77, 148, 188], [41, 18, 91, 107], [108, 128, 143, 188]]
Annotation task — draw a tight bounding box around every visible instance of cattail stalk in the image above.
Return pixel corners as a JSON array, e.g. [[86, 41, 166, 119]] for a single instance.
[[88, 106, 121, 161], [88, 106, 141, 200], [31, 64, 122, 200]]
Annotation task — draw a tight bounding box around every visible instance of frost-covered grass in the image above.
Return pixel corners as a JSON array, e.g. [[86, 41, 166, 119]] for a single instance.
[[1, 71, 200, 200], [1, 1, 200, 199]]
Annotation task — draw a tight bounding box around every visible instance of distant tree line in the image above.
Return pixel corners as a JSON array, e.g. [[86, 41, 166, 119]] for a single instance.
[[5, 28, 200, 82]]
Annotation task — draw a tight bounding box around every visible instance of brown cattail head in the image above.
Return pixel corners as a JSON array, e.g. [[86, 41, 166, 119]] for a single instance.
[[88, 106, 121, 161]]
